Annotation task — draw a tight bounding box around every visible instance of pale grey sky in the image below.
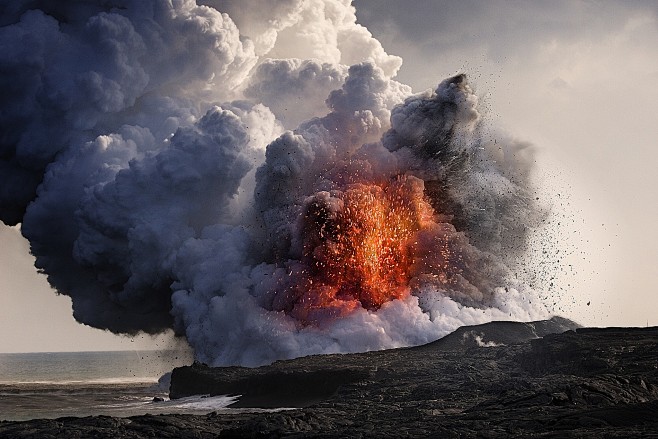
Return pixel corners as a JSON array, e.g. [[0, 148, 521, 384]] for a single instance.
[[1, 1, 657, 353], [354, 0, 658, 327]]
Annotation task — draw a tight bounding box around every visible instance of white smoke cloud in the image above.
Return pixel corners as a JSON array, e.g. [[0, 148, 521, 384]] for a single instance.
[[1, 0, 551, 366], [244, 58, 348, 129], [199, 0, 304, 56]]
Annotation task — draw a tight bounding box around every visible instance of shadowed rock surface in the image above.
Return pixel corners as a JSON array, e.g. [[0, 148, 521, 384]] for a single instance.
[[3, 317, 658, 438], [169, 316, 580, 408]]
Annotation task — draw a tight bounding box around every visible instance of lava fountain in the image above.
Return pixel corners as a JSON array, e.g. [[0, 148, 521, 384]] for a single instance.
[[271, 175, 444, 323]]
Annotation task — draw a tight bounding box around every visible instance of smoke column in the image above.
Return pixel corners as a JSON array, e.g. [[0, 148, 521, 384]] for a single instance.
[[1, 0, 550, 366]]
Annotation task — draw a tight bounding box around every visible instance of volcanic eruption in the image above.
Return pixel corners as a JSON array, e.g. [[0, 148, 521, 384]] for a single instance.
[[1, 0, 550, 366], [272, 175, 433, 323]]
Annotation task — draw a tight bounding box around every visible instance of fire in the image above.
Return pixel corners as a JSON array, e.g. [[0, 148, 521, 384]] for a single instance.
[[271, 175, 439, 324]]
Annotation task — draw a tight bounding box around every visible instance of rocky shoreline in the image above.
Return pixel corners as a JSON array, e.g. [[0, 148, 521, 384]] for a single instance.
[[2, 317, 658, 438]]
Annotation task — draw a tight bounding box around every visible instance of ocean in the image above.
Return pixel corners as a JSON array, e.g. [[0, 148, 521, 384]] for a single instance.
[[0, 350, 238, 421]]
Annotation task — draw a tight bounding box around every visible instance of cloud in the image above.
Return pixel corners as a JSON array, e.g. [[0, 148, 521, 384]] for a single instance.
[[2, 0, 553, 365], [244, 58, 348, 128]]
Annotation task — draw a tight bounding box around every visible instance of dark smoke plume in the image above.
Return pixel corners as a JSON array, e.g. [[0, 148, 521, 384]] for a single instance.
[[1, 0, 549, 366]]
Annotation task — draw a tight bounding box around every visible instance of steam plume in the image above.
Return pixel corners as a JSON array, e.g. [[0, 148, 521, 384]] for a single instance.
[[1, 0, 549, 366]]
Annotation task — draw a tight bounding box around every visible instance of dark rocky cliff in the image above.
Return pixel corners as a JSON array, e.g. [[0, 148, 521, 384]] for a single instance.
[[169, 316, 581, 407], [3, 317, 658, 438]]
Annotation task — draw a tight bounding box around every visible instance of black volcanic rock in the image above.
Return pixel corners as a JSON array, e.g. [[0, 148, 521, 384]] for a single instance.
[[419, 315, 580, 350], [170, 363, 375, 408], [169, 316, 581, 407], [2, 317, 658, 438]]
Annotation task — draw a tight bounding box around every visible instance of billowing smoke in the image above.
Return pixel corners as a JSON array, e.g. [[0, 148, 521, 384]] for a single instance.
[[1, 0, 549, 366]]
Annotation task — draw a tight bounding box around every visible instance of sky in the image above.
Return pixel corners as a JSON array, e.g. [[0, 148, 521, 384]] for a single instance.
[[1, 0, 657, 354], [353, 0, 658, 327]]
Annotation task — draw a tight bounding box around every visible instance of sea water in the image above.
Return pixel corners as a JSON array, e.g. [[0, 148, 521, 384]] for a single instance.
[[0, 351, 237, 421]]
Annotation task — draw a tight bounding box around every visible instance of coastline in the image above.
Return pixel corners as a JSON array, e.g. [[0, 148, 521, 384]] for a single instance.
[[2, 319, 658, 438]]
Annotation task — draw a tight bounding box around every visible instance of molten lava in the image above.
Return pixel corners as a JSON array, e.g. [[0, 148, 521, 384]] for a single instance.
[[272, 175, 441, 324]]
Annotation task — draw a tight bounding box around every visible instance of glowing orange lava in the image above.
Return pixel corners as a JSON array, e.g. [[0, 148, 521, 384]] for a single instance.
[[277, 175, 438, 323]]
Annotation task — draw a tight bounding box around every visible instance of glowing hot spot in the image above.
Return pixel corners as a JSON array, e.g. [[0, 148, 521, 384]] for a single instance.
[[272, 175, 439, 323]]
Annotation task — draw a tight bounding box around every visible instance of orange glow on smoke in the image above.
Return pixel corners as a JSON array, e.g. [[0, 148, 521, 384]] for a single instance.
[[279, 175, 438, 323]]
